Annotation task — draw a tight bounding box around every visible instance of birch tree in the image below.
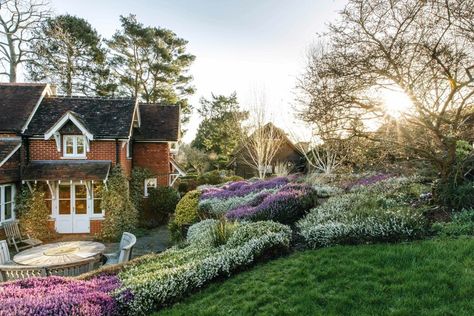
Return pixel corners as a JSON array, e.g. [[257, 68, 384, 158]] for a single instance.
[[0, 0, 49, 82], [239, 103, 285, 179]]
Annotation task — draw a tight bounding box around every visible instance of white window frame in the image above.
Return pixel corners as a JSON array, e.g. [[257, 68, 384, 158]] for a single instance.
[[144, 178, 157, 197], [0, 184, 16, 224], [63, 135, 86, 158], [91, 182, 105, 218]]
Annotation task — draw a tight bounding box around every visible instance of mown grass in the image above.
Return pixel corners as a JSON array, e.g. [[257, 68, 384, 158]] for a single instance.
[[155, 238, 474, 316]]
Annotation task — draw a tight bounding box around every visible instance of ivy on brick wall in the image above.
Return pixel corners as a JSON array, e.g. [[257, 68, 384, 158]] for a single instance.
[[98, 166, 139, 241]]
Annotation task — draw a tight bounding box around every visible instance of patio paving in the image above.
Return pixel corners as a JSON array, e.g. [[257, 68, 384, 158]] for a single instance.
[[49, 225, 171, 259]]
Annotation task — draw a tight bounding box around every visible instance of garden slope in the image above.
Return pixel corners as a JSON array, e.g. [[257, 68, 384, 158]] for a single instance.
[[157, 238, 474, 316]]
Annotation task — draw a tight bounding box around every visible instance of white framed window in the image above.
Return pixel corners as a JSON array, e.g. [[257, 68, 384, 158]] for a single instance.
[[144, 178, 157, 197], [92, 183, 104, 216], [1, 184, 16, 224], [63, 135, 86, 158]]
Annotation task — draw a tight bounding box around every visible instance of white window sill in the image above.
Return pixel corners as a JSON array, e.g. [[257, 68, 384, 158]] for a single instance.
[[61, 156, 87, 160]]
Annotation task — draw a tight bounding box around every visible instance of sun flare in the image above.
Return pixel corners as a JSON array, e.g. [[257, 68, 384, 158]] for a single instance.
[[380, 89, 414, 119]]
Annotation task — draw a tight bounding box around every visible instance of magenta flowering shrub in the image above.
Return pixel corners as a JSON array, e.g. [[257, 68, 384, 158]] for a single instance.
[[226, 183, 315, 224], [0, 275, 122, 316], [200, 177, 289, 200], [346, 173, 394, 189]]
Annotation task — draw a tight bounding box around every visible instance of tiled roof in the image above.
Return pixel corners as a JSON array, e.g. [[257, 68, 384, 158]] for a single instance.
[[25, 97, 136, 139], [0, 83, 47, 133], [134, 104, 180, 141], [22, 160, 111, 181], [0, 139, 21, 166]]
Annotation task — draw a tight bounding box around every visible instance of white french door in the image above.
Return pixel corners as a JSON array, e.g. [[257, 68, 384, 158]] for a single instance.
[[56, 183, 90, 233]]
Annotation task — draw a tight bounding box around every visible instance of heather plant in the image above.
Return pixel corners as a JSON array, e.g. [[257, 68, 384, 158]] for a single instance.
[[226, 183, 316, 224], [198, 188, 278, 216], [0, 275, 122, 316], [298, 178, 427, 248], [114, 220, 292, 315], [169, 190, 201, 242], [200, 177, 289, 200]]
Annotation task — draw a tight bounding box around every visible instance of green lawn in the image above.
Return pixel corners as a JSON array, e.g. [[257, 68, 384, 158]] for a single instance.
[[155, 238, 474, 316]]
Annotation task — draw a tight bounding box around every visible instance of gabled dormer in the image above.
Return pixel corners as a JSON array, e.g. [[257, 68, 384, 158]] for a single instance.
[[44, 111, 93, 158]]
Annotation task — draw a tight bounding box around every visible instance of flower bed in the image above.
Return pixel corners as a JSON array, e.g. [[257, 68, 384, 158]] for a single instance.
[[198, 177, 316, 224], [114, 220, 292, 315], [298, 177, 428, 248], [0, 275, 122, 316]]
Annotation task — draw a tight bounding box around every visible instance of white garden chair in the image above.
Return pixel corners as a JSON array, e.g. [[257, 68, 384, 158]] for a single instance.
[[0, 240, 13, 265], [104, 232, 137, 265]]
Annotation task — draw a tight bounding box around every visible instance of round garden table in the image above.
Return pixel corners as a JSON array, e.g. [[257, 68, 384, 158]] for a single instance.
[[13, 241, 106, 267]]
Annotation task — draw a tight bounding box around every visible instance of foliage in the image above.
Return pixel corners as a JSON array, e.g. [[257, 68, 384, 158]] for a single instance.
[[297, 0, 474, 183], [196, 170, 243, 186], [226, 183, 316, 224], [0, 275, 122, 316], [147, 186, 180, 223], [99, 167, 139, 241], [157, 239, 474, 316], [179, 144, 210, 175], [16, 186, 55, 240], [107, 15, 194, 122], [114, 220, 292, 315], [27, 14, 110, 96], [173, 190, 201, 227], [273, 162, 290, 177], [192, 92, 248, 163], [129, 167, 154, 210], [434, 180, 474, 211], [298, 178, 428, 248], [186, 219, 219, 247], [432, 209, 474, 237]]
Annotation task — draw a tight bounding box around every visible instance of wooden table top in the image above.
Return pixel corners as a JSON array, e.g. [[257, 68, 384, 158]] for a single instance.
[[13, 241, 106, 267]]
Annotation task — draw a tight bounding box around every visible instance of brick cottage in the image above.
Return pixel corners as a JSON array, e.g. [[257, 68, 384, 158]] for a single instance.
[[0, 83, 185, 235]]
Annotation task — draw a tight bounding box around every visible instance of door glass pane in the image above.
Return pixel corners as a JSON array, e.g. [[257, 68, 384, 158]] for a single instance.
[[59, 185, 71, 198], [59, 185, 71, 215], [75, 200, 87, 214], [77, 137, 85, 155], [59, 200, 70, 214], [75, 185, 87, 199]]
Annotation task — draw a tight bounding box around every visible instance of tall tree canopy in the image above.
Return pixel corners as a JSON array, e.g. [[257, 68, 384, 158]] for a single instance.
[[108, 15, 195, 121], [0, 0, 50, 82], [298, 0, 474, 181], [26, 14, 110, 96], [192, 92, 248, 161]]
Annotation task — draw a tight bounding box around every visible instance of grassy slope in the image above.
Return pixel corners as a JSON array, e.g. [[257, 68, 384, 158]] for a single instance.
[[156, 238, 474, 316]]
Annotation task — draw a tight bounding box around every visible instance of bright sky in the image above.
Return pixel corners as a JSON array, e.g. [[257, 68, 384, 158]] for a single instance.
[[49, 0, 348, 143]]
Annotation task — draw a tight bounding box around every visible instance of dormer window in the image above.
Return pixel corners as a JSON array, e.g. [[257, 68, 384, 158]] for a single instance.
[[63, 135, 86, 158]]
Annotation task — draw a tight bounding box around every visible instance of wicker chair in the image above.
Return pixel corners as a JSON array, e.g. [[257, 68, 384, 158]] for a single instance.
[[105, 232, 136, 265], [3, 220, 42, 252]]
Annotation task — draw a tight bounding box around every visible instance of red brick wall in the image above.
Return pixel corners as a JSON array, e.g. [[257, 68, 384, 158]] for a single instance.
[[90, 219, 103, 235], [29, 139, 118, 163], [133, 142, 170, 186], [119, 142, 132, 178]]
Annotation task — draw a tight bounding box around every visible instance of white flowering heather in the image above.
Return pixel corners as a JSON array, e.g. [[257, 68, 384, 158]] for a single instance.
[[115, 221, 291, 315], [312, 184, 344, 198], [298, 186, 426, 248], [186, 219, 220, 246]]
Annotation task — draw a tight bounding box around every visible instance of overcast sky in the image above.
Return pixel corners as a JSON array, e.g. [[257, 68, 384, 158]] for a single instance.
[[50, 0, 347, 142]]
